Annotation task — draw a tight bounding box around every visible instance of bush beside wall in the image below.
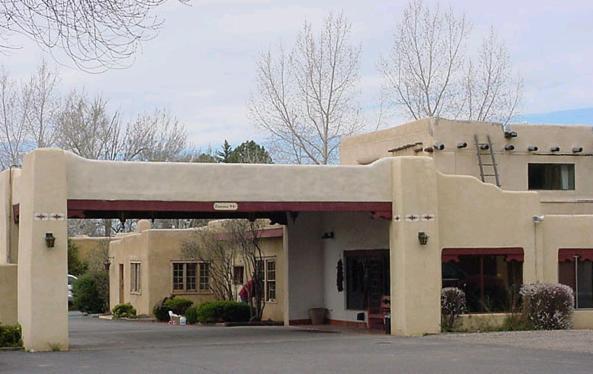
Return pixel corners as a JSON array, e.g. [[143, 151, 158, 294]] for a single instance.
[[196, 301, 251, 324], [0, 324, 22, 348], [163, 298, 193, 316], [112, 303, 137, 319], [520, 283, 574, 330], [73, 271, 109, 314], [441, 287, 466, 332]]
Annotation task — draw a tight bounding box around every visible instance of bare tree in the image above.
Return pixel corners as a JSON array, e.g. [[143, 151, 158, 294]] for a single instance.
[[23, 61, 61, 148], [181, 228, 237, 301], [0, 1, 187, 71], [462, 28, 522, 125], [227, 219, 267, 321], [381, 0, 522, 125], [0, 68, 30, 168], [250, 13, 362, 164], [57, 91, 189, 237]]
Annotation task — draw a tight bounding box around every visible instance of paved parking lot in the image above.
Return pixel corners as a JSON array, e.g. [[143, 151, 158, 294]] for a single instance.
[[1, 314, 593, 373]]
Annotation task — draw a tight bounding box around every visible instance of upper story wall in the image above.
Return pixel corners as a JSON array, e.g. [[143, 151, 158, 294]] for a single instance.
[[341, 118, 593, 214]]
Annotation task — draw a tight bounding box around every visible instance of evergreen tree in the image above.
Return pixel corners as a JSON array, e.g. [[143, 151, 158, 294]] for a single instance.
[[228, 141, 273, 164], [216, 140, 234, 163]]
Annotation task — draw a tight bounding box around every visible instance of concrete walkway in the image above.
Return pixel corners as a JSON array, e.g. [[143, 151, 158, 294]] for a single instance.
[[1, 314, 592, 373]]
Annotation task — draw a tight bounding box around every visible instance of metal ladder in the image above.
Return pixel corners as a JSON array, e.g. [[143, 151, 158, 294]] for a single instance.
[[474, 134, 501, 187]]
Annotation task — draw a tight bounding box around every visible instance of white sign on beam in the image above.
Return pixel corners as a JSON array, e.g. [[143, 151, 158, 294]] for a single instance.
[[213, 202, 239, 211]]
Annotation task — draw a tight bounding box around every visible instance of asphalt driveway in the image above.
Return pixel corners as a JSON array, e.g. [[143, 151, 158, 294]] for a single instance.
[[1, 313, 592, 373]]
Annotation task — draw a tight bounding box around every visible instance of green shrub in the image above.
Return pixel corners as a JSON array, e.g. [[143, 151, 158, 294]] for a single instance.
[[112, 303, 137, 319], [196, 301, 251, 323], [163, 298, 193, 315], [67, 240, 88, 276], [73, 271, 109, 314], [520, 283, 574, 330], [0, 324, 22, 348], [185, 306, 199, 324], [441, 287, 466, 332], [153, 297, 171, 321]]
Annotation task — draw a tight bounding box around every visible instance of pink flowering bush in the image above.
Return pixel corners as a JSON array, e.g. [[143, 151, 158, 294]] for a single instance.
[[520, 283, 574, 330], [441, 287, 466, 331]]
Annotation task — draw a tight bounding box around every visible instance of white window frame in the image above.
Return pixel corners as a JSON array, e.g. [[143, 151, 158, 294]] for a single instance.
[[130, 262, 141, 294], [255, 257, 277, 303], [171, 261, 210, 294]]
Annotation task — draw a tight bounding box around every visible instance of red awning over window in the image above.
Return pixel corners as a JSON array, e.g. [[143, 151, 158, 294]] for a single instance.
[[558, 248, 593, 262], [442, 248, 524, 263]]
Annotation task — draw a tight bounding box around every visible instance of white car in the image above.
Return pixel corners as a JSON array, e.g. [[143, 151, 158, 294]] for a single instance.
[[68, 274, 78, 303]]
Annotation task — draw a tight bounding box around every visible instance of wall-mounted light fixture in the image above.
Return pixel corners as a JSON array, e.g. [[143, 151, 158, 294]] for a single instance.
[[528, 145, 538, 152], [321, 232, 335, 240], [479, 143, 490, 150], [504, 144, 515, 151], [434, 143, 445, 151], [423, 146, 434, 153], [418, 232, 429, 245], [532, 215, 544, 223], [572, 146, 583, 153], [456, 142, 467, 149], [45, 233, 56, 248], [550, 146, 560, 152], [504, 131, 518, 139]]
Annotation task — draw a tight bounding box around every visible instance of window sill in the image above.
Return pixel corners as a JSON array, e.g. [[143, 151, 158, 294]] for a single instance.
[[265, 300, 278, 304], [130, 291, 142, 295], [171, 290, 212, 295]]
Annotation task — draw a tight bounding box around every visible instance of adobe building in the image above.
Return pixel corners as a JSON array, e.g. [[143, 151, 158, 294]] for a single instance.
[[1, 117, 593, 351], [108, 220, 284, 321]]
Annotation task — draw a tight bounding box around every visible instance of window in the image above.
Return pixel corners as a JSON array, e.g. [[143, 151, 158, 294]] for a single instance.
[[253, 258, 277, 302], [528, 163, 575, 190], [130, 262, 141, 294], [233, 266, 244, 285], [199, 263, 210, 291], [442, 249, 523, 313], [172, 262, 208, 293], [345, 250, 390, 310], [558, 249, 593, 308], [266, 260, 276, 302]]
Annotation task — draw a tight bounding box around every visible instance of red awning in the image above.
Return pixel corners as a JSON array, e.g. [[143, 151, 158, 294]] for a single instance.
[[558, 248, 593, 262], [442, 248, 524, 263]]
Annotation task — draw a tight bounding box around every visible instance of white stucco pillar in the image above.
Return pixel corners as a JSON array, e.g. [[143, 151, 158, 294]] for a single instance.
[[18, 149, 69, 351], [284, 213, 324, 324], [390, 157, 441, 336]]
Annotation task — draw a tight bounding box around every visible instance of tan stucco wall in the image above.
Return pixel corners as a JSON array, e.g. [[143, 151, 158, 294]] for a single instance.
[[0, 264, 17, 325], [65, 152, 392, 203], [70, 236, 111, 265], [342, 118, 593, 214], [109, 222, 284, 321]]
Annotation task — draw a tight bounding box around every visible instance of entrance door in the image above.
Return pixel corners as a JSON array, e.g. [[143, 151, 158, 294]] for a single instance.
[[119, 264, 124, 304], [345, 250, 390, 314]]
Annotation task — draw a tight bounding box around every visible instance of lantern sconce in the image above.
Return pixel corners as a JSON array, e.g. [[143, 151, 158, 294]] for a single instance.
[[45, 232, 56, 248], [434, 143, 445, 151], [456, 142, 467, 149], [504, 144, 515, 151], [418, 232, 429, 246], [572, 146, 583, 153], [528, 145, 538, 152], [550, 146, 560, 152]]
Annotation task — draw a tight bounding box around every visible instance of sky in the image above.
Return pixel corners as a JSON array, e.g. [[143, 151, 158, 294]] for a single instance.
[[1, 0, 592, 150]]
